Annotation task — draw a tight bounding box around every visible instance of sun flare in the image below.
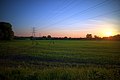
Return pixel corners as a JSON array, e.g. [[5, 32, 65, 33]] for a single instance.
[[99, 22, 118, 37], [105, 31, 112, 37], [101, 28, 116, 37]]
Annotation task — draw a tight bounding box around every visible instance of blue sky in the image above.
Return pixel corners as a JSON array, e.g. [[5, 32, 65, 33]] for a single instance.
[[0, 0, 120, 37]]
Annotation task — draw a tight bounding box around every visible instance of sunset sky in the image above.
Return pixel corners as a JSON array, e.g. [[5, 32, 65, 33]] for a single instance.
[[0, 0, 120, 38]]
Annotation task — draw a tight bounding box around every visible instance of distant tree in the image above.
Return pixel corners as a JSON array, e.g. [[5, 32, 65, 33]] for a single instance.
[[64, 36, 67, 38], [0, 22, 14, 40], [94, 35, 101, 39], [42, 36, 46, 38], [42, 36, 46, 39], [113, 34, 120, 40], [64, 36, 68, 40], [86, 34, 92, 39], [69, 37, 71, 39], [47, 35, 51, 39]]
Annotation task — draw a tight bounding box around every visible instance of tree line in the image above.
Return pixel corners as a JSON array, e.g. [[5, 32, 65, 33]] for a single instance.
[[0, 22, 120, 41], [14, 34, 120, 41]]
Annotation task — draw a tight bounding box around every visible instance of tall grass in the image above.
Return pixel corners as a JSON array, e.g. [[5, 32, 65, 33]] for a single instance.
[[0, 40, 120, 80]]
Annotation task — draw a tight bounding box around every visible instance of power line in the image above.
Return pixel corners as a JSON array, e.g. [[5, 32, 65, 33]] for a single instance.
[[49, 0, 75, 19], [37, 0, 83, 29], [47, 0, 84, 25], [38, 0, 110, 30], [48, 0, 109, 26], [32, 27, 36, 38], [67, 9, 120, 25], [39, 0, 76, 28]]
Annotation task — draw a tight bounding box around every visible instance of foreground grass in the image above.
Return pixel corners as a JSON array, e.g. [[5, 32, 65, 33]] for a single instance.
[[0, 40, 120, 80], [1, 67, 120, 80]]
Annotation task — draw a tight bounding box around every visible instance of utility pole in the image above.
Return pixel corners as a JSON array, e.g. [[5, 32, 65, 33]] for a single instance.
[[32, 27, 36, 38], [32, 27, 36, 53], [32, 27, 36, 45], [39, 33, 41, 40]]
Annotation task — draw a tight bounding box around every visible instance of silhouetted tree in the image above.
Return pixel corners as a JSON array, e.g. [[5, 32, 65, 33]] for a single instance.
[[94, 35, 101, 39], [42, 36, 46, 39], [86, 34, 92, 39], [0, 22, 14, 40], [64, 36, 68, 40], [113, 34, 120, 40], [47, 35, 51, 39]]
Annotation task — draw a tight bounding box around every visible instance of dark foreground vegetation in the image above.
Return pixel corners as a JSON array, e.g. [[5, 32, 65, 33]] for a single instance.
[[0, 40, 120, 80]]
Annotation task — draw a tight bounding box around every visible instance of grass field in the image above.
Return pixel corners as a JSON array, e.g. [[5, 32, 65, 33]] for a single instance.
[[0, 40, 120, 80]]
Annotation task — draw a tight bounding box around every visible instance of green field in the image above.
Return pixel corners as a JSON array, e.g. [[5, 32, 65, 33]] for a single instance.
[[0, 40, 120, 80]]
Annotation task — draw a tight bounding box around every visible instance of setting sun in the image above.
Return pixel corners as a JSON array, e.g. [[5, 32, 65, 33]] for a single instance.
[[105, 31, 112, 37], [99, 22, 118, 37], [101, 28, 116, 37]]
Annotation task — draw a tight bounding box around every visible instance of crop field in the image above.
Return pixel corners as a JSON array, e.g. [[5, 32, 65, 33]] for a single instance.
[[0, 40, 120, 80]]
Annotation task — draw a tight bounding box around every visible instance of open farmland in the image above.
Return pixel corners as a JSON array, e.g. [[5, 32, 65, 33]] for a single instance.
[[0, 40, 120, 80]]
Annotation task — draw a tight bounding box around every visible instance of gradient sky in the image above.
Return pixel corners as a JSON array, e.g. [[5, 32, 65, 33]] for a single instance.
[[0, 0, 120, 37]]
